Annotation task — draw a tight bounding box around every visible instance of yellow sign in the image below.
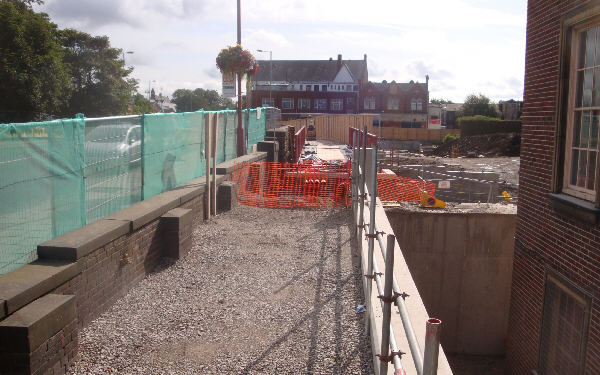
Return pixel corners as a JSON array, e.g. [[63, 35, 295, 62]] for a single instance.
[[420, 191, 446, 208]]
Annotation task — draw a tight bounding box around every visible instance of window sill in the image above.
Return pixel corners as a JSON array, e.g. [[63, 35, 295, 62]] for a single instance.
[[548, 193, 600, 225]]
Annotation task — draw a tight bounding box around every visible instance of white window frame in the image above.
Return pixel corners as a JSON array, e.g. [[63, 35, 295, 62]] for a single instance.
[[411, 99, 417, 111], [387, 98, 399, 110], [282, 98, 294, 109], [417, 99, 423, 111], [314, 99, 327, 110], [563, 18, 600, 201], [331, 99, 343, 111], [364, 97, 376, 110], [262, 98, 274, 107], [298, 98, 310, 110]]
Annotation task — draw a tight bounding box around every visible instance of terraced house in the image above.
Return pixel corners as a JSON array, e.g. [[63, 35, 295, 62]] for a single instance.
[[251, 54, 368, 118]]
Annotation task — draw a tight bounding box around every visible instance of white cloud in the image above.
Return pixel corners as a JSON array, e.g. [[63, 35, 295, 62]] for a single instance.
[[35, 0, 526, 102]]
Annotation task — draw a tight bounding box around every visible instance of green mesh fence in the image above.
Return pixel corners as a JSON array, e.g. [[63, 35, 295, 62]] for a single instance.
[[84, 116, 143, 223], [0, 119, 86, 275], [0, 108, 267, 275]]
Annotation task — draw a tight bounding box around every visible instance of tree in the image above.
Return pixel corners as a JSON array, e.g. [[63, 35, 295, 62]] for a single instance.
[[459, 94, 499, 118], [129, 93, 155, 115], [60, 28, 137, 117], [172, 88, 235, 112], [430, 98, 454, 105], [0, 1, 70, 122]]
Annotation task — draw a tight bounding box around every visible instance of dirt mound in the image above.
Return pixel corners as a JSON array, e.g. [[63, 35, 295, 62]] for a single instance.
[[430, 132, 520, 157]]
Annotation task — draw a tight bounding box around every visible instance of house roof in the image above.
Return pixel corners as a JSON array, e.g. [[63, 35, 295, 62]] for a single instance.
[[254, 59, 367, 83], [371, 81, 428, 92]]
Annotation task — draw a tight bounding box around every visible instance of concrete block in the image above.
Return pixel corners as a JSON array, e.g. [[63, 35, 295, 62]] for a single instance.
[[0, 294, 75, 353], [215, 152, 268, 175], [0, 260, 79, 315], [160, 208, 193, 259], [105, 191, 181, 231], [217, 182, 238, 213], [38, 219, 129, 261], [257, 141, 279, 162]]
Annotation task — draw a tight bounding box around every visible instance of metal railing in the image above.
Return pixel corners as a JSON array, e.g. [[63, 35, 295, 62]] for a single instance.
[[351, 127, 442, 375]]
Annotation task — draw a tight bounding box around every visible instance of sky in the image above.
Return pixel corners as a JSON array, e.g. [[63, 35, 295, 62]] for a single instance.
[[35, 0, 527, 103]]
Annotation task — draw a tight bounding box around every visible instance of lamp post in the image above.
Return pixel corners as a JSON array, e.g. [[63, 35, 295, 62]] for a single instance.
[[257, 49, 272, 104], [148, 80, 155, 100], [122, 50, 134, 67], [236, 0, 244, 157]]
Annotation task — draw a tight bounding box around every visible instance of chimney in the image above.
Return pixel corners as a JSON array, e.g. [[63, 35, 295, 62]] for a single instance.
[[364, 54, 367, 62], [337, 54, 342, 69], [426, 74, 429, 85]]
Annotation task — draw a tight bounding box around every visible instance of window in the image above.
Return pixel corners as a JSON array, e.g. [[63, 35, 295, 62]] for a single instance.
[[417, 99, 423, 111], [282, 98, 294, 109], [262, 98, 274, 107], [347, 97, 354, 105], [539, 273, 590, 375], [314, 99, 327, 110], [387, 98, 399, 110], [314, 85, 319, 92], [411, 99, 417, 111], [298, 98, 310, 110], [306, 85, 312, 92], [321, 85, 327, 92], [299, 85, 303, 90], [346, 84, 352, 91], [353, 85, 359, 91], [364, 97, 376, 110], [331, 99, 343, 111], [563, 21, 600, 201]]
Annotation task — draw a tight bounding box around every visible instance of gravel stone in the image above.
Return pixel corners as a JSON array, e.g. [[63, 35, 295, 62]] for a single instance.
[[68, 206, 373, 375]]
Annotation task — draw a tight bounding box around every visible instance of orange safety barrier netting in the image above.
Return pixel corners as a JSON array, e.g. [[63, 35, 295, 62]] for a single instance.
[[232, 161, 352, 208], [377, 174, 436, 202]]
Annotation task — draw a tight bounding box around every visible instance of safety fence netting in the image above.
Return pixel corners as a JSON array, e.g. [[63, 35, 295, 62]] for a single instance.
[[0, 107, 275, 275], [232, 161, 352, 209], [231, 161, 437, 209], [377, 174, 437, 202]]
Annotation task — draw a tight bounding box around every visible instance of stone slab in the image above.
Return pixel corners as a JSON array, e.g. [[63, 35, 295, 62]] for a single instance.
[[215, 152, 267, 175], [161, 208, 193, 229], [0, 260, 79, 315], [38, 219, 129, 261], [0, 294, 75, 353], [105, 192, 181, 231]]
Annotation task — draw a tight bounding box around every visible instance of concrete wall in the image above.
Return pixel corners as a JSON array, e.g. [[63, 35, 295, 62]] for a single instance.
[[385, 207, 516, 356]]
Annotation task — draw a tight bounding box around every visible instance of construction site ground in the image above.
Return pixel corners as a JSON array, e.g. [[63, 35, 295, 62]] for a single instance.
[[68, 206, 373, 375]]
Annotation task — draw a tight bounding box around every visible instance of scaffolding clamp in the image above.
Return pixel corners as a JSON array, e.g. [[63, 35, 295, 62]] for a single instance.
[[364, 272, 383, 280], [376, 350, 406, 363], [357, 223, 368, 230]]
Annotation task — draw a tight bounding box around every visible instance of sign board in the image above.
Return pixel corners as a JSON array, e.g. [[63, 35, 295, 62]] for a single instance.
[[438, 180, 451, 189], [222, 72, 236, 97]]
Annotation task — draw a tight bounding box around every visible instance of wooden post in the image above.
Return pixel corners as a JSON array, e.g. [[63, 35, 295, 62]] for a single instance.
[[211, 114, 218, 215], [205, 113, 212, 220]]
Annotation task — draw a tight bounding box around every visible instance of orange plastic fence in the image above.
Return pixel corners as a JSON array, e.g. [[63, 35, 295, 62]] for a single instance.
[[231, 161, 438, 208], [377, 174, 436, 202], [232, 161, 352, 208]]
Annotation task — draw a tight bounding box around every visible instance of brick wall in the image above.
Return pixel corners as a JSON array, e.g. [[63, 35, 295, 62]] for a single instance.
[[507, 0, 600, 374]]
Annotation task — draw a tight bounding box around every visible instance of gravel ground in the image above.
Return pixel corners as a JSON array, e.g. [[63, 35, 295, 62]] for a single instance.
[[68, 206, 373, 375]]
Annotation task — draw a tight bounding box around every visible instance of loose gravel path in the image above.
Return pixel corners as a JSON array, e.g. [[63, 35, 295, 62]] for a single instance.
[[68, 206, 373, 375]]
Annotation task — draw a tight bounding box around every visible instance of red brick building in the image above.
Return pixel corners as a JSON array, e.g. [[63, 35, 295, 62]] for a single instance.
[[251, 54, 368, 118], [361, 79, 429, 128], [507, 1, 600, 374]]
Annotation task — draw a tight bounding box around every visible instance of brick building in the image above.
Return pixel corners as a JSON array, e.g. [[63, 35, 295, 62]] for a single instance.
[[251, 54, 368, 118], [361, 79, 429, 128], [507, 1, 600, 374]]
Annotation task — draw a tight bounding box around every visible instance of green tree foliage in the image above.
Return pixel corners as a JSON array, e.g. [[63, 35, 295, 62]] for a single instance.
[[430, 98, 454, 104], [60, 29, 137, 117], [130, 93, 155, 114], [0, 1, 70, 122], [459, 94, 499, 118], [172, 88, 235, 112]]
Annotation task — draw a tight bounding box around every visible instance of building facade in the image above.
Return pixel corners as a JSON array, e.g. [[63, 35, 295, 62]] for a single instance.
[[507, 1, 600, 374], [360, 79, 429, 128], [250, 54, 368, 118]]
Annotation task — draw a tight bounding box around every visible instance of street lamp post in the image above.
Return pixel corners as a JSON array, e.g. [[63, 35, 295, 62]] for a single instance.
[[122, 50, 134, 67], [236, 0, 244, 157], [257, 49, 272, 104]]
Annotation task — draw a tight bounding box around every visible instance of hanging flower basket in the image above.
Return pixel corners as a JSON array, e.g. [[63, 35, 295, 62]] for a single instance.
[[216, 45, 259, 78]]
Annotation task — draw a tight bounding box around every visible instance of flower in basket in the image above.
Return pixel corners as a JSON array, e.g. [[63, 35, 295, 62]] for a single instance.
[[216, 45, 259, 77]]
